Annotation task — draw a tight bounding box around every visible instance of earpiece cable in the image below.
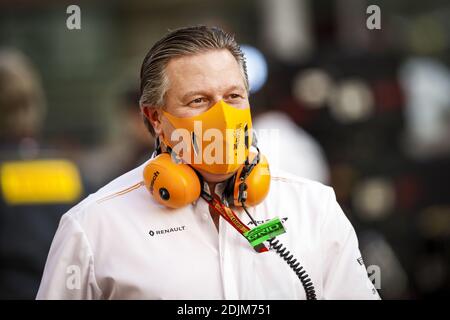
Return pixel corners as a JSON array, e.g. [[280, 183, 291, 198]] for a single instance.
[[241, 200, 317, 300]]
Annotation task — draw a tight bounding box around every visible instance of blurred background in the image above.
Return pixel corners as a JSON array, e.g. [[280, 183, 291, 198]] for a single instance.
[[0, 0, 449, 299]]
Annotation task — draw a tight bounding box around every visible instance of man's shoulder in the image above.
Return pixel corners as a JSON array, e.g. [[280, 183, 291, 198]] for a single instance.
[[267, 169, 340, 234], [267, 168, 337, 218], [270, 168, 333, 196], [63, 160, 151, 223]]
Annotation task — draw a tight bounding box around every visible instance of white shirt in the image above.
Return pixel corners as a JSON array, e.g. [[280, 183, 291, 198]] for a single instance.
[[36, 160, 380, 300]]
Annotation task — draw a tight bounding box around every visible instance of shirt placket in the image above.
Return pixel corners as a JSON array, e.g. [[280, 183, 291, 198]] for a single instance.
[[195, 181, 242, 299], [210, 182, 240, 300], [218, 213, 241, 299]]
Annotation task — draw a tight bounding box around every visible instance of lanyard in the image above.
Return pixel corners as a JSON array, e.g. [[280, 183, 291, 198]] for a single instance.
[[200, 191, 269, 253], [199, 188, 315, 299]]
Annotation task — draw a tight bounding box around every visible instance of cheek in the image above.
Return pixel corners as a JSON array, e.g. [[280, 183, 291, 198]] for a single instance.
[[242, 98, 251, 109], [169, 105, 205, 118], [230, 98, 250, 111]]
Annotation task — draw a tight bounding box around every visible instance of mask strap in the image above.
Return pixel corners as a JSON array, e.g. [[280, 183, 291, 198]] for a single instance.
[[222, 128, 261, 206], [251, 128, 259, 148], [242, 124, 249, 166], [153, 135, 183, 164], [240, 146, 261, 180], [243, 126, 259, 166], [151, 136, 162, 158]]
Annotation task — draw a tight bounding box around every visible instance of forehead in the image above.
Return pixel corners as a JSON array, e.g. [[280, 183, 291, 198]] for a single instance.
[[164, 49, 246, 95]]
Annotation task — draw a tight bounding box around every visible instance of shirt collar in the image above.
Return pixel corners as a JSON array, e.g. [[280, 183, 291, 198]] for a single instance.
[[201, 180, 228, 197], [192, 180, 229, 206]]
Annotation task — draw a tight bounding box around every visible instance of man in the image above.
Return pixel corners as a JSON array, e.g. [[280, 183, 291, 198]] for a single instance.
[[37, 26, 380, 299], [0, 48, 86, 298]]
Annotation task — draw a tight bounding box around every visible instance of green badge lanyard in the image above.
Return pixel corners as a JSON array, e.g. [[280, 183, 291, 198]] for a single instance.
[[200, 190, 317, 300], [200, 191, 286, 253]]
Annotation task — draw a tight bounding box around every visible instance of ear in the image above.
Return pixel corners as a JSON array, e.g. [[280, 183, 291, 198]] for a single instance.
[[141, 105, 163, 135]]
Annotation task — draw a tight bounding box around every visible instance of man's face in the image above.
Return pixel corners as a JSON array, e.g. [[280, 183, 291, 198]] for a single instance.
[[163, 49, 248, 116], [145, 49, 250, 182]]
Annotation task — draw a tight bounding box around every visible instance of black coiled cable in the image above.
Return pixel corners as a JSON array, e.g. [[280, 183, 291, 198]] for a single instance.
[[241, 202, 317, 300], [267, 237, 317, 300]]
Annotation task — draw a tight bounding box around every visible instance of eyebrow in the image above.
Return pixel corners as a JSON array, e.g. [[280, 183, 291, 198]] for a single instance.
[[180, 85, 246, 102], [181, 90, 209, 102]]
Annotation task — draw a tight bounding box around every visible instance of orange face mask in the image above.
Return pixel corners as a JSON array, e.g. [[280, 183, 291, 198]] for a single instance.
[[161, 100, 253, 175]]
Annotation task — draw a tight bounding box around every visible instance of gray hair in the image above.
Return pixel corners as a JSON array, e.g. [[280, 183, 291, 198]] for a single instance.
[[139, 25, 249, 136]]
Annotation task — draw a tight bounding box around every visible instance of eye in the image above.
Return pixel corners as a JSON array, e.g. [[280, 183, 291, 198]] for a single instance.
[[226, 93, 246, 106], [188, 97, 208, 107], [229, 93, 243, 99]]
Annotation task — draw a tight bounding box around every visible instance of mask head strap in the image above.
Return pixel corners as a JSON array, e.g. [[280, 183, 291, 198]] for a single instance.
[[152, 135, 183, 165], [223, 138, 262, 207], [151, 136, 162, 158], [240, 129, 261, 181]]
